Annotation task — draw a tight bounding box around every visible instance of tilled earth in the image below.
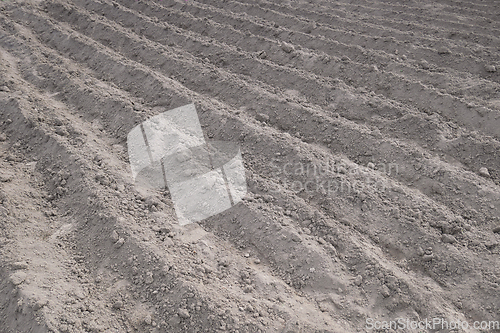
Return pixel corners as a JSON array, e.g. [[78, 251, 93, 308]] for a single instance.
[[0, 0, 499, 332]]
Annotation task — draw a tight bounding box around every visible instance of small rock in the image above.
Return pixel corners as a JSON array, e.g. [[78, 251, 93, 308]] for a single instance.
[[492, 226, 500, 234], [485, 64, 497, 73], [258, 50, 267, 59], [422, 254, 434, 262], [243, 285, 253, 293], [10, 271, 27, 285], [281, 42, 294, 53], [354, 275, 363, 286], [254, 258, 261, 264], [420, 60, 430, 69], [112, 301, 123, 309], [114, 238, 125, 248], [442, 234, 456, 244], [145, 271, 154, 284], [164, 237, 174, 247], [178, 308, 190, 319], [110, 230, 119, 242], [380, 285, 391, 298], [144, 314, 152, 325], [0, 85, 10, 92], [367, 162, 375, 169], [55, 127, 68, 136], [437, 47, 451, 55], [479, 167, 490, 178], [0, 133, 6, 141], [12, 261, 28, 270], [256, 113, 269, 122]]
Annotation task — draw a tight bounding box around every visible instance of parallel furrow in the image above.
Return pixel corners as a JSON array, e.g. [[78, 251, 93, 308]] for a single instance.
[[0, 20, 347, 333], [46, 0, 500, 192], [194, 0, 500, 83], [114, 0, 500, 140], [292, 0, 500, 35], [9, 2, 500, 237], [1, 0, 500, 330], [233, 0, 500, 64], [342, 0, 500, 23]]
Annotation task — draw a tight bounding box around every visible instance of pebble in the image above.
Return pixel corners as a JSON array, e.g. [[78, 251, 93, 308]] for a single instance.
[[112, 301, 123, 309], [145, 271, 154, 284], [420, 60, 430, 69], [0, 85, 10, 92], [164, 237, 174, 247], [437, 47, 451, 55], [380, 285, 391, 298], [493, 226, 500, 234], [178, 308, 190, 319], [354, 275, 363, 286], [12, 261, 29, 270], [485, 64, 497, 73], [256, 113, 269, 122], [110, 230, 119, 242], [55, 127, 68, 136], [10, 271, 27, 285], [281, 42, 294, 53], [479, 167, 490, 178], [422, 254, 434, 262], [114, 238, 125, 248], [254, 258, 261, 264], [367, 162, 375, 169], [442, 234, 456, 244]]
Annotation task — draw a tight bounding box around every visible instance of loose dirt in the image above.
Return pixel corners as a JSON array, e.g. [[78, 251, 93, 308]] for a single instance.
[[0, 0, 499, 332]]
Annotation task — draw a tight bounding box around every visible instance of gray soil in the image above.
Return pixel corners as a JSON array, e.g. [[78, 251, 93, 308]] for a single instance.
[[0, 0, 499, 332]]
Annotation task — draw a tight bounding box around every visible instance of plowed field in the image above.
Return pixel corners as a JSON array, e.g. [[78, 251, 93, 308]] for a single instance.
[[0, 0, 499, 332]]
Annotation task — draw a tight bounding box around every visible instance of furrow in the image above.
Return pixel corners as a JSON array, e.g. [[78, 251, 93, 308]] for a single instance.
[[112, 0, 500, 140], [6, 4, 500, 237], [0, 21, 347, 333], [194, 0, 500, 83], [45, 0, 500, 195]]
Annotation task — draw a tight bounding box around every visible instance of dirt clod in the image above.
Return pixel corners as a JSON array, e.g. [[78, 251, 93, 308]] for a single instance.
[[281, 42, 294, 53], [10, 271, 27, 285], [485, 64, 497, 73], [442, 234, 456, 244], [479, 167, 490, 178], [178, 308, 190, 319]]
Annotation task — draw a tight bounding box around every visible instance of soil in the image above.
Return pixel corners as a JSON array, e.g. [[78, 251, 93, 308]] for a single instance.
[[0, 0, 499, 332]]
